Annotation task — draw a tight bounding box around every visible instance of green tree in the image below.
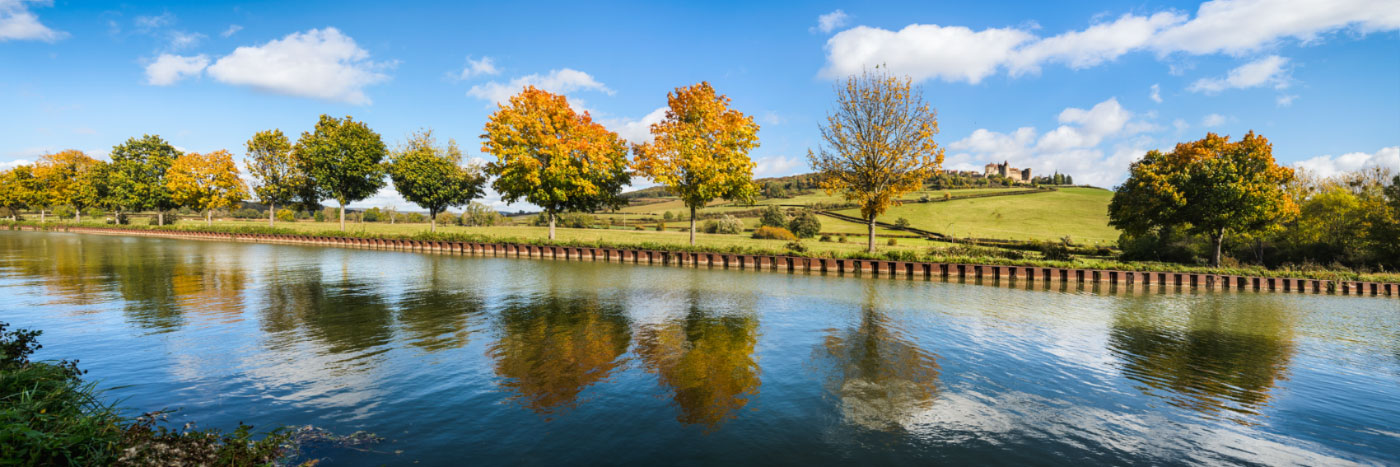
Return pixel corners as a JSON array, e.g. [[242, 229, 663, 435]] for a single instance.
[[244, 129, 305, 227], [481, 87, 630, 240], [0, 166, 36, 220], [1109, 132, 1298, 267], [788, 210, 822, 238], [388, 130, 487, 233], [809, 69, 944, 253], [293, 115, 389, 231], [759, 205, 786, 228], [632, 82, 760, 246], [108, 135, 181, 225]]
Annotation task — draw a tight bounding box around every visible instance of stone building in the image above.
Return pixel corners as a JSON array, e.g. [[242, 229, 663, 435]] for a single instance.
[[984, 161, 1031, 184]]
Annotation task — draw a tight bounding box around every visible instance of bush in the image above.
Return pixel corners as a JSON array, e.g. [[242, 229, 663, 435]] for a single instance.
[[838, 234, 847, 243], [84, 207, 105, 219], [662, 211, 674, 221], [655, 222, 666, 232], [785, 241, 808, 253], [893, 217, 910, 229], [313, 210, 325, 222], [788, 210, 822, 238], [819, 234, 832, 242], [752, 226, 798, 241], [0, 207, 21, 221], [702, 215, 744, 234], [435, 211, 456, 226], [231, 208, 263, 219], [362, 207, 381, 222], [1038, 241, 1074, 261], [461, 202, 505, 227], [404, 212, 426, 223], [53, 205, 76, 219], [275, 208, 296, 222], [759, 205, 787, 228], [887, 238, 898, 246]]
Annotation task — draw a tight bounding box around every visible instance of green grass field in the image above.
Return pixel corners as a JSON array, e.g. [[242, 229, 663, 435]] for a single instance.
[[833, 187, 1120, 244]]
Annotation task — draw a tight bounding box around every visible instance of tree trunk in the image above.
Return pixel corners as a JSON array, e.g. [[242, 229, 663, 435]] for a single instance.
[[75, 209, 81, 223], [867, 217, 876, 253], [339, 202, 346, 231], [269, 203, 275, 227], [40, 209, 45, 224], [689, 206, 697, 246], [547, 210, 556, 240], [430, 208, 437, 233], [1210, 228, 1226, 268], [206, 210, 212, 226], [158, 211, 165, 226]]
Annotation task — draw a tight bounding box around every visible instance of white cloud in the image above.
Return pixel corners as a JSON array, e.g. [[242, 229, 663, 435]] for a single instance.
[[0, 0, 66, 42], [466, 68, 612, 106], [0, 158, 34, 170], [946, 97, 1157, 187], [133, 12, 173, 32], [1201, 113, 1228, 127], [1275, 94, 1297, 106], [754, 155, 805, 178], [821, 0, 1399, 83], [221, 24, 242, 38], [1172, 118, 1190, 133], [206, 28, 391, 105], [457, 56, 499, 79], [604, 107, 667, 144], [1150, 83, 1162, 103], [1188, 55, 1289, 93], [812, 10, 850, 34], [1293, 146, 1400, 178], [168, 30, 205, 50], [144, 53, 209, 86]]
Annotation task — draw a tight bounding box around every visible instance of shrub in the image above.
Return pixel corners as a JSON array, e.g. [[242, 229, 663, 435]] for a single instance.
[[53, 205, 76, 219], [887, 238, 898, 246], [662, 211, 674, 221], [84, 207, 105, 219], [1038, 241, 1074, 261], [655, 222, 666, 232], [759, 205, 787, 228], [362, 207, 381, 222], [893, 217, 910, 229], [404, 212, 426, 223], [943, 191, 952, 201], [460, 202, 504, 227], [838, 234, 847, 243], [313, 210, 325, 222], [702, 215, 744, 234], [435, 212, 456, 226], [752, 226, 798, 241], [788, 210, 822, 238], [275, 208, 296, 222], [785, 241, 808, 253]]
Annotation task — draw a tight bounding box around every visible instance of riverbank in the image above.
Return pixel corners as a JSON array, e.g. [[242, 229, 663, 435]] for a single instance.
[[7, 222, 1395, 297]]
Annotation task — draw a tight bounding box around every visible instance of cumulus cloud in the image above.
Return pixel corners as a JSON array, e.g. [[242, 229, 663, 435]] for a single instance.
[[0, 0, 66, 42], [457, 56, 499, 79], [1188, 55, 1289, 93], [821, 0, 1399, 83], [1150, 83, 1162, 103], [221, 24, 242, 38], [945, 97, 1156, 187], [1293, 146, 1400, 179], [1201, 113, 1228, 127], [604, 107, 667, 144], [812, 9, 850, 34], [144, 53, 209, 85], [754, 155, 805, 178], [168, 30, 205, 50], [0, 158, 34, 170], [206, 28, 391, 105], [466, 68, 612, 106]]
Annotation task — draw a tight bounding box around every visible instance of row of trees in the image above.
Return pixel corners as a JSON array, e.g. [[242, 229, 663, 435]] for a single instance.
[[3, 69, 948, 254], [1109, 131, 1399, 270]]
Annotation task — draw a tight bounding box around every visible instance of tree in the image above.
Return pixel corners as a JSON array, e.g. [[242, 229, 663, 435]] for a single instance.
[[1109, 132, 1298, 267], [759, 205, 786, 228], [245, 129, 305, 227], [293, 115, 389, 231], [808, 68, 944, 253], [633, 82, 760, 245], [481, 86, 630, 240], [388, 130, 487, 232], [788, 210, 822, 238], [166, 150, 249, 226], [35, 150, 106, 222], [109, 135, 181, 225], [0, 166, 36, 220]]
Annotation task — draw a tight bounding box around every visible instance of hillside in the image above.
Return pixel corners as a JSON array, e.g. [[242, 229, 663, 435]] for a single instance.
[[832, 187, 1118, 244]]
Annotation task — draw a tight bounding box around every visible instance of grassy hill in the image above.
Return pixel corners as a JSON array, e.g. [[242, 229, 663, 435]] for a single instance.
[[832, 187, 1118, 244]]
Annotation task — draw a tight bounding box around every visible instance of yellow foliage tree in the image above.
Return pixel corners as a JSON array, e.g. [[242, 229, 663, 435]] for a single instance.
[[166, 150, 249, 226], [481, 86, 630, 240], [808, 68, 944, 253], [633, 82, 760, 245], [36, 150, 105, 222]]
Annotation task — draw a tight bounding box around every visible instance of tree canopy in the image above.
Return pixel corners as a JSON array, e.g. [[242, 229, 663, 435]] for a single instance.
[[388, 130, 487, 232], [1109, 131, 1298, 267], [36, 150, 106, 221], [481, 86, 629, 240], [808, 68, 944, 253], [245, 129, 304, 226], [166, 150, 249, 226], [108, 135, 181, 224], [633, 82, 760, 245], [293, 115, 388, 230]]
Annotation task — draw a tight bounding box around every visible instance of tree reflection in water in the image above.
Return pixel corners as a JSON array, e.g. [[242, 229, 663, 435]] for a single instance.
[[1109, 296, 1296, 424], [488, 292, 631, 416], [815, 284, 940, 432], [395, 258, 485, 353], [635, 289, 761, 429], [258, 266, 395, 356]]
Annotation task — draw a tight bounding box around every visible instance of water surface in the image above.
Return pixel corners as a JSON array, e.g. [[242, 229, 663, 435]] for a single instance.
[[1, 230, 1397, 465]]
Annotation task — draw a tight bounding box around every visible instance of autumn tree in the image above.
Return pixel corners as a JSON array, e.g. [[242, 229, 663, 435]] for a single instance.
[[388, 130, 487, 233], [808, 69, 944, 253], [109, 135, 181, 225], [0, 166, 37, 220], [293, 115, 389, 230], [633, 82, 760, 245], [35, 150, 106, 222], [1109, 132, 1298, 268], [481, 86, 630, 240], [245, 129, 305, 227], [166, 150, 249, 226]]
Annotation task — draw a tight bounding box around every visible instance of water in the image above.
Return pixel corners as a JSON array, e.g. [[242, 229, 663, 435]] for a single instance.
[[1, 230, 1397, 465]]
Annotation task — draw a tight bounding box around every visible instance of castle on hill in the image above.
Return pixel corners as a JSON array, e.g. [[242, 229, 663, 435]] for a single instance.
[[984, 161, 1031, 184]]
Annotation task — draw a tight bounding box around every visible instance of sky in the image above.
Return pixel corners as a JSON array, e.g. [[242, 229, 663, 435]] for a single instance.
[[1, 0, 1397, 211]]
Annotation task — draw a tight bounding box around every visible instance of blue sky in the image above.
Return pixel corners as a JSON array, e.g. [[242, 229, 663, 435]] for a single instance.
[[1, 0, 1397, 210]]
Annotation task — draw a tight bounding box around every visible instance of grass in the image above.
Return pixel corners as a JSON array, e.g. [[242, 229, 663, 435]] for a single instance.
[[834, 187, 1120, 244]]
